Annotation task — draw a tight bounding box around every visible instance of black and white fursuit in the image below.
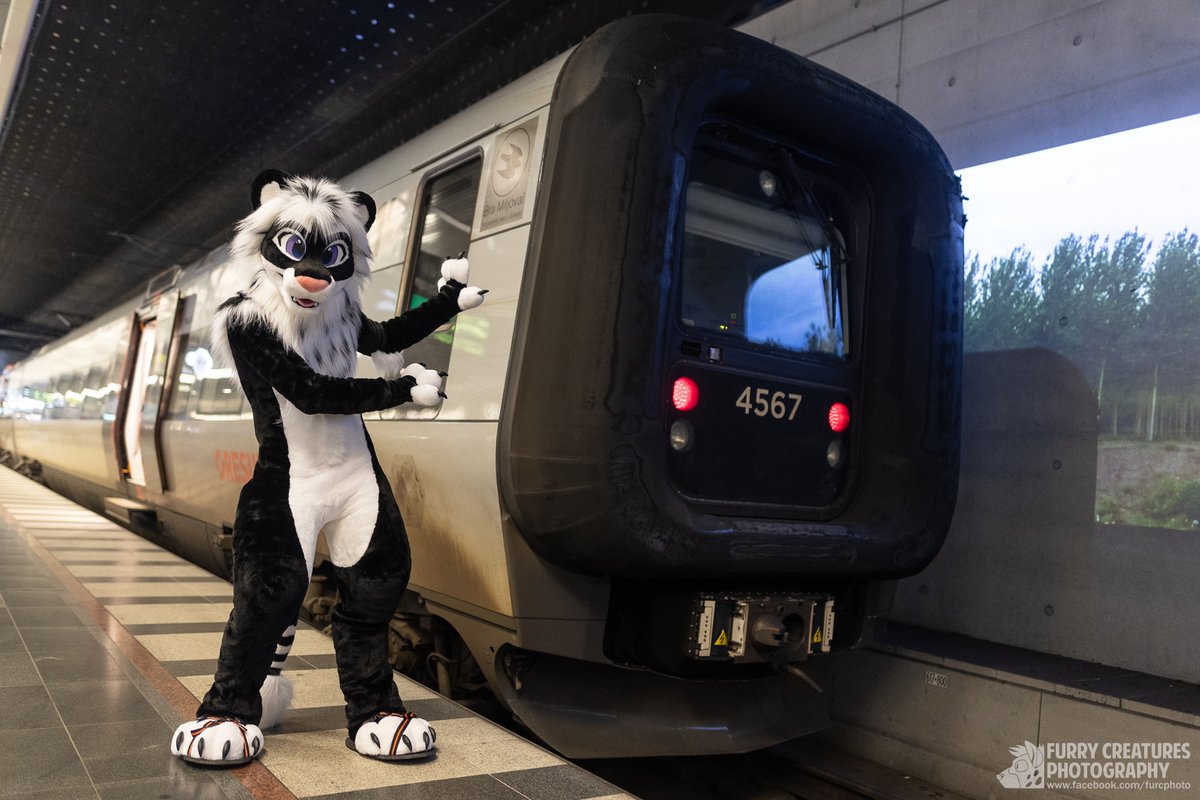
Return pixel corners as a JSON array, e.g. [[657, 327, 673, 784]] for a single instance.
[[170, 169, 484, 767]]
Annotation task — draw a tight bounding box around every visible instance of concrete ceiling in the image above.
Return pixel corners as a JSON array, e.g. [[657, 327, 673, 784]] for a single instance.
[[0, 0, 775, 365]]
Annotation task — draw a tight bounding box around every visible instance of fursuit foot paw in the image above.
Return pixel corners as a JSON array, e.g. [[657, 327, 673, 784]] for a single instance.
[[401, 363, 447, 407], [438, 253, 487, 311], [349, 711, 437, 761], [171, 716, 264, 767]]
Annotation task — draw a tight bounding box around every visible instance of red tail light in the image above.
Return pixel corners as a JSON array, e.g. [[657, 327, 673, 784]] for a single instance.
[[672, 377, 700, 411], [828, 402, 850, 432]]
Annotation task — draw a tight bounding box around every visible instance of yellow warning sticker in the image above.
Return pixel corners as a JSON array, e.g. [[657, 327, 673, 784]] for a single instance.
[[714, 630, 728, 646], [812, 628, 823, 643]]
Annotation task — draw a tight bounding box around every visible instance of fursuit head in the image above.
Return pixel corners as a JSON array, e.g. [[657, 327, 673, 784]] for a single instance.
[[212, 169, 378, 383]]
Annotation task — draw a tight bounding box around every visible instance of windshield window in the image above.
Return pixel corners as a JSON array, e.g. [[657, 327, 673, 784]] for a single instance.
[[680, 127, 849, 359]]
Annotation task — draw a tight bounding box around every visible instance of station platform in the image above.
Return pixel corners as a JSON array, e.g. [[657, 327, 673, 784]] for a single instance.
[[0, 469, 632, 800]]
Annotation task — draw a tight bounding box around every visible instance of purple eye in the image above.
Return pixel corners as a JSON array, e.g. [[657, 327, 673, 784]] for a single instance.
[[323, 241, 349, 268], [273, 230, 306, 261]]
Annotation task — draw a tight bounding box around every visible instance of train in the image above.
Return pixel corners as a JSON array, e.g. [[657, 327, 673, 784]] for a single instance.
[[0, 15, 963, 758]]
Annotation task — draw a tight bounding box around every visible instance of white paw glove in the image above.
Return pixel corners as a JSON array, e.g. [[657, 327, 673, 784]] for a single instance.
[[438, 255, 470, 286], [171, 717, 264, 765], [437, 255, 487, 311], [353, 712, 436, 760], [401, 363, 446, 407]]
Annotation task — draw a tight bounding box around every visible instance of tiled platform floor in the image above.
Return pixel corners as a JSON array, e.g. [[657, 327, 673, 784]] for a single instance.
[[0, 469, 632, 800]]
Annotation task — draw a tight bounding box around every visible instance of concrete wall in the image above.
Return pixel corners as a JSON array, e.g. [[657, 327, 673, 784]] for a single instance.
[[886, 350, 1200, 685], [741, 0, 1200, 169], [814, 647, 1200, 800]]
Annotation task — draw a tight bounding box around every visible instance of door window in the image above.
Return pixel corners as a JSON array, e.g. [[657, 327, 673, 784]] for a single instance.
[[397, 157, 482, 371]]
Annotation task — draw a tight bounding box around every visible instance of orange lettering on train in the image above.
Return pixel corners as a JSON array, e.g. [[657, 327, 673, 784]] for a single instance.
[[214, 449, 257, 484]]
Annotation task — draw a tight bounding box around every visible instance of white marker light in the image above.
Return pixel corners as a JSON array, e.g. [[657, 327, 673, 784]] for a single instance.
[[759, 170, 778, 198], [826, 440, 843, 468], [670, 419, 694, 452]]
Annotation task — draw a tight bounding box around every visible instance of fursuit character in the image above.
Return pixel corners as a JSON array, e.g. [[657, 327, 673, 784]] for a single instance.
[[170, 169, 484, 766]]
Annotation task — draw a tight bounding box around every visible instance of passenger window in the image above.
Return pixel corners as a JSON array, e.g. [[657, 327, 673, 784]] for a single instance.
[[80, 365, 107, 420], [99, 359, 122, 422], [45, 376, 72, 422], [63, 379, 83, 419], [192, 342, 243, 418], [397, 157, 481, 371], [367, 194, 411, 271], [194, 373, 243, 416], [22, 381, 47, 420]]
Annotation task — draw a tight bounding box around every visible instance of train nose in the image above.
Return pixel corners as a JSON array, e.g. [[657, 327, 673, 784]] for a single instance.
[[295, 275, 330, 293]]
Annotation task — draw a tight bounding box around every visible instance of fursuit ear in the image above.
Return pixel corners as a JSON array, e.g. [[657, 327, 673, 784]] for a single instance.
[[251, 169, 294, 210], [350, 190, 377, 232]]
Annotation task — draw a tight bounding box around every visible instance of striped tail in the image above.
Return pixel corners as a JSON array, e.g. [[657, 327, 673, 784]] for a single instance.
[[258, 623, 296, 729], [270, 623, 296, 675]]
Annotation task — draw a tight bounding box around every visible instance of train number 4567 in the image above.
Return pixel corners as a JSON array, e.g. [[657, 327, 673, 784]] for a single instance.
[[735, 386, 803, 420]]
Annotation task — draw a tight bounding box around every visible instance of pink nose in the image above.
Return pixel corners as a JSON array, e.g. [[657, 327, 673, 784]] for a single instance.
[[295, 275, 329, 293]]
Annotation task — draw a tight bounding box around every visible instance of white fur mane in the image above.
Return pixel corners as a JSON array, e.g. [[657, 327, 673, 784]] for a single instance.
[[210, 176, 373, 384]]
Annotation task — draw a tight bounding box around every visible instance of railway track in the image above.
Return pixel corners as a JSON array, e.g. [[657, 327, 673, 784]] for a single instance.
[[580, 740, 969, 800]]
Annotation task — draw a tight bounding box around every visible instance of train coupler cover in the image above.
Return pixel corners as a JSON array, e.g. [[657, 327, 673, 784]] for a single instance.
[[687, 593, 834, 664]]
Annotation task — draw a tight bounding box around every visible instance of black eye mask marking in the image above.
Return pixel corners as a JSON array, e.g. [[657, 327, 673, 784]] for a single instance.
[[260, 223, 356, 282], [321, 240, 350, 269], [273, 228, 307, 261]]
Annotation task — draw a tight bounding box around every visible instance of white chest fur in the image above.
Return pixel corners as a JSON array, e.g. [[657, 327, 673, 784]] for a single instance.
[[274, 392, 371, 474], [275, 392, 379, 573]]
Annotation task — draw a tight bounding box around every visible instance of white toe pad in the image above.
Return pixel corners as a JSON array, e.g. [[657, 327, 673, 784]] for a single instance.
[[352, 713, 437, 761]]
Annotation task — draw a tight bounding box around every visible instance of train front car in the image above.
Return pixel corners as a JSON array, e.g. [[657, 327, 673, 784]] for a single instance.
[[496, 16, 963, 757]]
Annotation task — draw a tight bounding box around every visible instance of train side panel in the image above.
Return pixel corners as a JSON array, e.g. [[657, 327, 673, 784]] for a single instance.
[[10, 313, 131, 492], [338, 54, 564, 198], [367, 420, 508, 615]]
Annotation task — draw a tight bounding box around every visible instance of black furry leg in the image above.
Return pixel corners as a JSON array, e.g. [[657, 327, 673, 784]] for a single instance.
[[199, 582, 307, 723], [197, 478, 310, 724], [332, 561, 408, 737], [332, 473, 412, 737]]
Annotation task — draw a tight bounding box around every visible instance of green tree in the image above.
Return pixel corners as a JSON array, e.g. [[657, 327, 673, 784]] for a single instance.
[[1140, 231, 1200, 438], [1039, 232, 1148, 390], [964, 249, 1040, 351], [1145, 231, 1200, 388]]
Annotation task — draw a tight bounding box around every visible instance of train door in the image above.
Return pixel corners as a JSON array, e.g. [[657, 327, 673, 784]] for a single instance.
[[116, 286, 183, 494], [122, 317, 156, 486], [379, 153, 482, 420]]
